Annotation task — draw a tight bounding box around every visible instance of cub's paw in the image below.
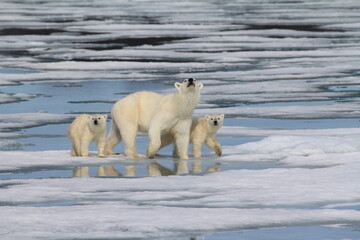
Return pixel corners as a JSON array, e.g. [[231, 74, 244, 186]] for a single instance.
[[215, 147, 222, 156]]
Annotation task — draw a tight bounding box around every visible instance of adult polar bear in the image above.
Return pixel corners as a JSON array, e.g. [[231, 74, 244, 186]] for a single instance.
[[105, 78, 203, 159]]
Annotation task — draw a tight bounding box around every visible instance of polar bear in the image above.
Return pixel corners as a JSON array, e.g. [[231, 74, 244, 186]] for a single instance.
[[105, 78, 203, 159], [160, 114, 224, 158], [190, 114, 224, 158], [68, 114, 107, 157]]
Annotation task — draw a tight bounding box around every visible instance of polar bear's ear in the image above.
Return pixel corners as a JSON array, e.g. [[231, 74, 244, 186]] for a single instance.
[[198, 83, 204, 89], [205, 115, 211, 120], [102, 115, 108, 119], [175, 82, 181, 90], [220, 114, 225, 119]]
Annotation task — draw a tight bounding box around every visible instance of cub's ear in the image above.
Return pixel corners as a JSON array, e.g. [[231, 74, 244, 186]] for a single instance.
[[175, 82, 181, 90], [205, 115, 211, 120], [198, 83, 204, 89], [102, 115, 108, 119], [220, 114, 225, 119], [88, 116, 92, 119]]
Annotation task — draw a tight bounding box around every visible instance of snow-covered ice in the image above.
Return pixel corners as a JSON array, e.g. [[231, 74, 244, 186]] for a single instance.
[[1, 0, 360, 239]]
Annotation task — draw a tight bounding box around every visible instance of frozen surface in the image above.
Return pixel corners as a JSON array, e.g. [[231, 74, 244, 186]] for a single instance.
[[1, 0, 360, 239]]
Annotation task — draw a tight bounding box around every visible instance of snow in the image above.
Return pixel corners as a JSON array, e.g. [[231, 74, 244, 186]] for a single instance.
[[195, 102, 360, 119], [1, 0, 360, 239], [1, 204, 359, 239], [0, 113, 74, 130], [1, 147, 360, 239]]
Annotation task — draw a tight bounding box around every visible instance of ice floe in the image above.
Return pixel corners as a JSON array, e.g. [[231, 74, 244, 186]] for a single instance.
[[0, 113, 74, 131], [0, 155, 360, 239], [1, 0, 360, 239]]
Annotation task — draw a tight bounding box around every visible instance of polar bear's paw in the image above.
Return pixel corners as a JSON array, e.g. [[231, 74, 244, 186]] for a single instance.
[[147, 144, 160, 159], [105, 150, 119, 155], [146, 152, 156, 159], [214, 146, 222, 156]]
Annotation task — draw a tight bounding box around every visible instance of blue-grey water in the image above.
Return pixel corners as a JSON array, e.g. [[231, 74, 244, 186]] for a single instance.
[[1, 0, 360, 239]]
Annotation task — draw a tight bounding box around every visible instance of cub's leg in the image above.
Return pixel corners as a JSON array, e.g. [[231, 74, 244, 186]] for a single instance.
[[205, 137, 222, 156], [192, 141, 203, 158], [97, 137, 106, 158], [71, 144, 78, 156], [72, 137, 81, 157], [80, 137, 91, 157]]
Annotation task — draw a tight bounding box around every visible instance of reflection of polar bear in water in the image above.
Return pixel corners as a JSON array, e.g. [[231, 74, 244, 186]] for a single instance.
[[68, 114, 107, 157], [105, 78, 203, 159], [160, 114, 224, 158]]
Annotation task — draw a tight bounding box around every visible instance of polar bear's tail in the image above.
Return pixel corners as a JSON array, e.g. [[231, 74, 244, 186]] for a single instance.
[[104, 118, 122, 155]]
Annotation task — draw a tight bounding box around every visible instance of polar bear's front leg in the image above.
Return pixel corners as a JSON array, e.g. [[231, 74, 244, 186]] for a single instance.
[[205, 137, 222, 156], [97, 137, 106, 158], [192, 142, 203, 158], [80, 138, 91, 157], [173, 119, 192, 160], [147, 125, 162, 159], [175, 134, 190, 159]]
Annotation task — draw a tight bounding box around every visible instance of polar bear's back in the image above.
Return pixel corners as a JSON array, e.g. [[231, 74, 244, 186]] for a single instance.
[[112, 91, 163, 132]]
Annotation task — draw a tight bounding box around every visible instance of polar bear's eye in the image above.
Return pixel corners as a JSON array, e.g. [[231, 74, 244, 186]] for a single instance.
[[98, 117, 101, 120], [218, 118, 220, 120], [211, 118, 214, 121], [184, 79, 188, 82]]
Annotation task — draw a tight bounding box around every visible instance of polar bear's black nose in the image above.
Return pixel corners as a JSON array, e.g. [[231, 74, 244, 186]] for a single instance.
[[187, 78, 195, 87], [94, 119, 98, 125], [214, 120, 218, 125]]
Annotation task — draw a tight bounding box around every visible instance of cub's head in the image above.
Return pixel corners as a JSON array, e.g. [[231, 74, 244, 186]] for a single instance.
[[88, 114, 107, 127], [175, 78, 203, 94], [205, 114, 224, 128]]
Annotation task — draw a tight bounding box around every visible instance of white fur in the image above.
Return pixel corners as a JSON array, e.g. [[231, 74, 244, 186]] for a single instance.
[[160, 114, 224, 158], [105, 78, 203, 159], [67, 114, 107, 157]]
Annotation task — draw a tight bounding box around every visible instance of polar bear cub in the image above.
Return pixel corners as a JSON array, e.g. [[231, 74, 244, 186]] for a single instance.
[[105, 78, 203, 159], [160, 114, 224, 158], [190, 114, 224, 158], [68, 114, 107, 157]]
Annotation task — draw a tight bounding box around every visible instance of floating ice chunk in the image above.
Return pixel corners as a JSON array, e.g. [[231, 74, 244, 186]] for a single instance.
[[0, 113, 74, 131], [195, 102, 360, 119], [222, 134, 360, 167], [0, 92, 36, 104], [220, 126, 360, 137], [0, 139, 29, 151]]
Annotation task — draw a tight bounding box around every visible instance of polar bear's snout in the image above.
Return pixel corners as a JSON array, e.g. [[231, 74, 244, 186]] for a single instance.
[[94, 119, 98, 125], [186, 78, 196, 87], [214, 120, 218, 125]]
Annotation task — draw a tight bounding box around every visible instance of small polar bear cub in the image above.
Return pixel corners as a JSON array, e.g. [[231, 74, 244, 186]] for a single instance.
[[161, 114, 224, 158], [68, 114, 107, 157], [190, 114, 224, 158]]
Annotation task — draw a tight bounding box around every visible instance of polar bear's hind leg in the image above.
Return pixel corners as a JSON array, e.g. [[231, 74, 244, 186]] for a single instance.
[[105, 119, 122, 155]]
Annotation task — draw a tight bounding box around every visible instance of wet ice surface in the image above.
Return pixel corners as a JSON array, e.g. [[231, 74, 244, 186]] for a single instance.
[[1, 0, 360, 239]]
